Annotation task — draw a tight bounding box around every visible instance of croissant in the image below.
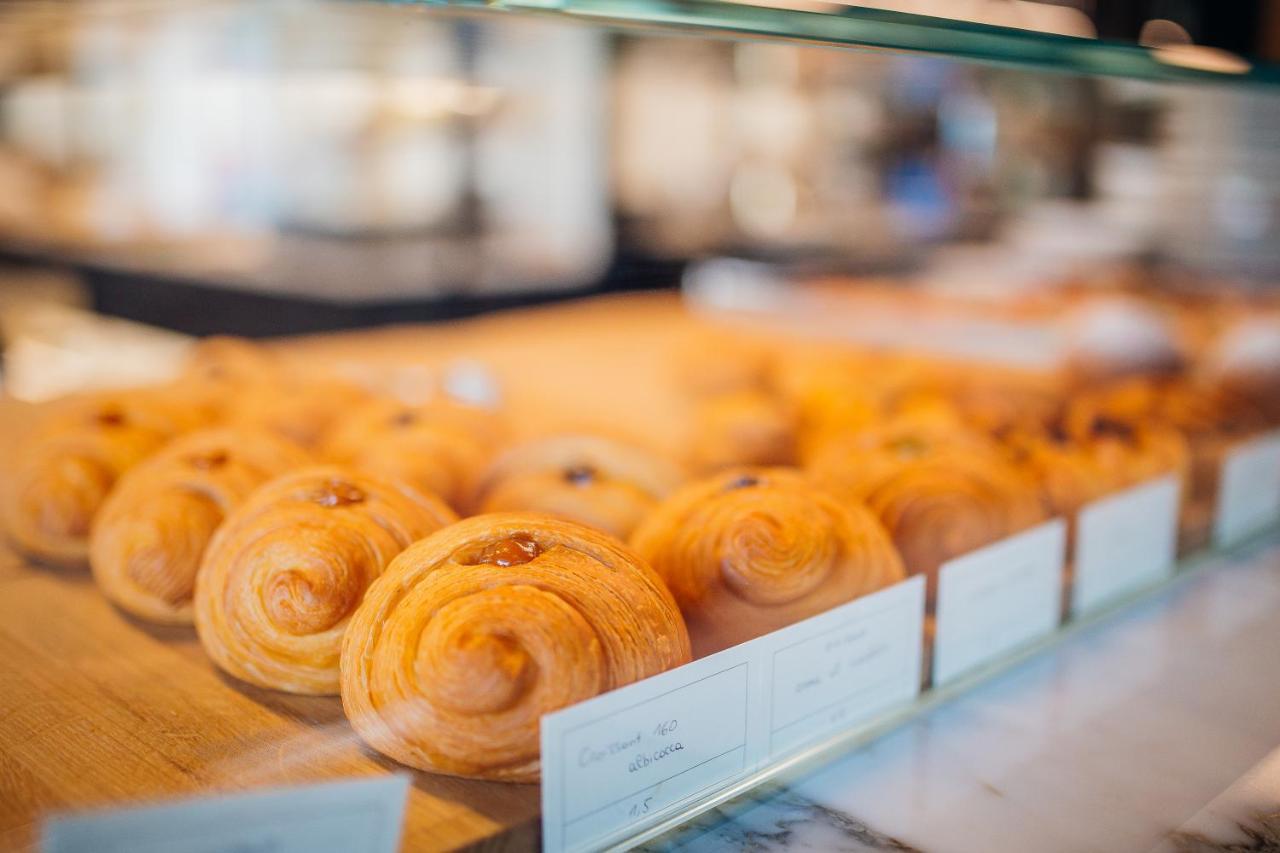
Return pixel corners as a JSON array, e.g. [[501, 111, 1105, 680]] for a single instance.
[[688, 390, 797, 473], [2, 389, 206, 566], [811, 420, 1045, 601], [630, 467, 905, 656], [340, 513, 691, 781], [470, 435, 685, 539], [195, 466, 455, 695], [324, 398, 503, 511], [90, 429, 311, 624]]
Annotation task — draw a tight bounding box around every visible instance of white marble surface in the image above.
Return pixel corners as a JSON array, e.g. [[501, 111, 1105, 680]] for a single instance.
[[648, 536, 1280, 852]]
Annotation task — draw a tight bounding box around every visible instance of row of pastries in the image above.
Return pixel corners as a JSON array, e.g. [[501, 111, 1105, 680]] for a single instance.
[[2, 294, 1277, 784]]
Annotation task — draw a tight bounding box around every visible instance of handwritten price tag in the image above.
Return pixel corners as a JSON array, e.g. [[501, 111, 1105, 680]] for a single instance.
[[933, 520, 1066, 686], [1073, 476, 1180, 615], [42, 776, 410, 853], [540, 646, 758, 853], [1215, 431, 1280, 547], [763, 576, 925, 758]]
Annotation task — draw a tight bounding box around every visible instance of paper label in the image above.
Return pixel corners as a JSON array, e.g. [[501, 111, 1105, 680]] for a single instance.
[[540, 646, 758, 853], [764, 575, 925, 758], [1073, 476, 1181, 615], [1215, 431, 1280, 547], [42, 775, 410, 853], [934, 520, 1067, 686]]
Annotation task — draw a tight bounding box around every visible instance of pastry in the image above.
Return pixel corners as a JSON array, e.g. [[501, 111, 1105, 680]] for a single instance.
[[324, 398, 503, 512], [340, 513, 691, 781], [630, 467, 905, 656], [470, 435, 685, 539], [90, 428, 311, 624], [688, 390, 797, 473], [811, 419, 1044, 601], [2, 388, 205, 566], [231, 374, 373, 450], [195, 466, 456, 695]]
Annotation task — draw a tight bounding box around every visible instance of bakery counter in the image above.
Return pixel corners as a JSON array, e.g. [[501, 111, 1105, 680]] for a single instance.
[[647, 532, 1280, 853]]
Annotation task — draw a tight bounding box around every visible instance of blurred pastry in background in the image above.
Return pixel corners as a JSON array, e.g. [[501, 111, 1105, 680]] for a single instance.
[[2, 388, 208, 566], [688, 389, 797, 473], [325, 397, 505, 512], [471, 434, 684, 539]]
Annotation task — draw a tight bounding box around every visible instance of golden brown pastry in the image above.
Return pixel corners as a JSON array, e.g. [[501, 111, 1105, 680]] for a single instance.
[[630, 467, 905, 656], [810, 420, 1045, 601], [324, 398, 503, 512], [688, 390, 797, 473], [181, 336, 280, 389], [1068, 376, 1269, 552], [340, 513, 691, 781], [2, 388, 206, 566], [195, 466, 456, 695], [89, 428, 311, 624], [1003, 410, 1189, 521], [471, 435, 685, 539], [231, 374, 373, 450]]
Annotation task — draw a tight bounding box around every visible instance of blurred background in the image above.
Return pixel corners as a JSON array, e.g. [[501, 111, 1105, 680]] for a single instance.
[[2, 0, 1280, 391]]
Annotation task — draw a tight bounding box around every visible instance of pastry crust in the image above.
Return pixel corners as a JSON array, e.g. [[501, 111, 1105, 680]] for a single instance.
[[630, 467, 905, 656], [90, 428, 311, 624], [471, 434, 685, 539], [688, 390, 797, 473], [810, 420, 1045, 601], [339, 512, 691, 782], [324, 398, 503, 512], [2, 389, 206, 566], [195, 466, 456, 695]]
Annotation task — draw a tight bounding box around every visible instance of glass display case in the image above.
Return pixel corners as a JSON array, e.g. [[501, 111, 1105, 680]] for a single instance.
[[4, 3, 1280, 852]]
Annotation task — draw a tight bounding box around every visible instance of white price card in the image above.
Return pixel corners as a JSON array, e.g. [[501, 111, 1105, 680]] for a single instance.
[[540, 645, 760, 853], [1215, 431, 1280, 547], [42, 775, 410, 853], [763, 575, 925, 758], [1073, 475, 1181, 615], [934, 520, 1067, 686]]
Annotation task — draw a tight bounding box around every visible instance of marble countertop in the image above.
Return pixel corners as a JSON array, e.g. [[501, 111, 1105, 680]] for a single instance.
[[648, 536, 1280, 853]]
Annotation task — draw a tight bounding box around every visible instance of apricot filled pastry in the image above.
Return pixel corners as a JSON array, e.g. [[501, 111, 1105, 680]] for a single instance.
[[470, 435, 685, 539], [324, 398, 503, 511], [688, 390, 797, 473], [2, 389, 206, 566], [90, 429, 311, 624], [810, 421, 1044, 599], [195, 466, 456, 695], [340, 513, 691, 781], [630, 468, 905, 656]]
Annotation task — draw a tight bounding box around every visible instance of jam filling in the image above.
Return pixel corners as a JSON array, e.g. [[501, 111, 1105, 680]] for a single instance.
[[476, 534, 542, 567], [725, 473, 761, 491], [310, 481, 367, 507]]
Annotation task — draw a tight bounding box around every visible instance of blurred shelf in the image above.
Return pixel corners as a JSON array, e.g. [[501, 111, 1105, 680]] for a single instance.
[[430, 0, 1280, 86]]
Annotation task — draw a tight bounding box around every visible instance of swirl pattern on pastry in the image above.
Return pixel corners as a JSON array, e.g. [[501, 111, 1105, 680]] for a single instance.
[[195, 466, 456, 695], [90, 428, 311, 624], [324, 398, 502, 511], [811, 421, 1045, 599], [231, 375, 373, 450], [2, 389, 206, 566], [471, 435, 685, 539], [630, 468, 905, 656], [340, 512, 691, 781]]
